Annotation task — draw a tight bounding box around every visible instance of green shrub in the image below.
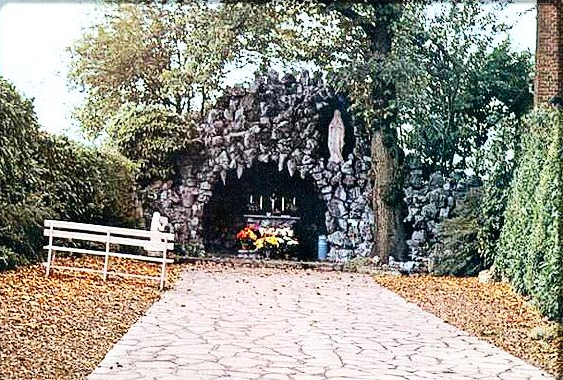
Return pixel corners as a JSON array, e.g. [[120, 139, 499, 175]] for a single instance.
[[108, 105, 197, 185], [427, 111, 522, 277], [430, 188, 484, 276], [496, 108, 562, 321], [0, 245, 28, 270], [475, 112, 522, 267], [0, 77, 137, 269], [0, 77, 47, 265], [38, 134, 137, 225], [0, 78, 42, 205]]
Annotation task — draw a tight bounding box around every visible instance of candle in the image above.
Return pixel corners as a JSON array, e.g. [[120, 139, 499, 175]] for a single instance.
[[250, 195, 253, 204], [293, 197, 296, 206], [271, 199, 275, 211], [282, 197, 285, 212], [259, 196, 263, 210]]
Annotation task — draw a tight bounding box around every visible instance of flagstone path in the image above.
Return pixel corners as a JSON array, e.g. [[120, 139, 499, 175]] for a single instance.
[[88, 266, 554, 380]]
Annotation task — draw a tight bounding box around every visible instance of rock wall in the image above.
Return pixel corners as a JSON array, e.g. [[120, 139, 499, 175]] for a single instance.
[[403, 155, 481, 269], [151, 71, 375, 261]]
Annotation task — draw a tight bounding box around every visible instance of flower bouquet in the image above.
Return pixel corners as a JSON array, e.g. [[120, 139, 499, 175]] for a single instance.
[[236, 224, 299, 259], [235, 225, 258, 250]]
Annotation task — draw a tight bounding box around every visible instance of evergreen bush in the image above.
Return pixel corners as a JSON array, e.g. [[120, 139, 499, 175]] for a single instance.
[[0, 77, 48, 266], [38, 134, 137, 225], [430, 188, 484, 276], [475, 111, 522, 267], [0, 77, 137, 270], [496, 108, 562, 321]]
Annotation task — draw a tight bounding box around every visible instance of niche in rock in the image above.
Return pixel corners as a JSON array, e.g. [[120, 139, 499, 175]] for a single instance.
[[318, 102, 355, 161], [202, 163, 327, 260]]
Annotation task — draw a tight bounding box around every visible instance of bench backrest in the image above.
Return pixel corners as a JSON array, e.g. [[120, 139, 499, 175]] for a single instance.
[[44, 220, 175, 252]]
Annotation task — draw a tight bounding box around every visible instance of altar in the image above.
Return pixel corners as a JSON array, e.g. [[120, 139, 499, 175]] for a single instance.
[[202, 163, 329, 260], [243, 214, 301, 228]]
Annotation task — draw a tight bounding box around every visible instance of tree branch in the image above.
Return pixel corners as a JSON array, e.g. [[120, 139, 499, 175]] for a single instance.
[[318, 1, 398, 54]]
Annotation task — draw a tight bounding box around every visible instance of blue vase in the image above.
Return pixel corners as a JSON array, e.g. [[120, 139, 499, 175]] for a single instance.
[[317, 235, 328, 261]]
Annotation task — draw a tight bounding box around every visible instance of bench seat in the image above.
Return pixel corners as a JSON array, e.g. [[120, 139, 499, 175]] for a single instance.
[[42, 245, 174, 263]]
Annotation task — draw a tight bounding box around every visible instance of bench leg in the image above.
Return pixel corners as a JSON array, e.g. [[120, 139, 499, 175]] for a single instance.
[[46, 226, 55, 277], [103, 254, 109, 280], [160, 261, 166, 291], [46, 248, 53, 277], [103, 232, 110, 280]]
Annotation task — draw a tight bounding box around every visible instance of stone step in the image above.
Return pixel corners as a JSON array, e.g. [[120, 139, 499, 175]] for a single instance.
[[173, 255, 401, 275]]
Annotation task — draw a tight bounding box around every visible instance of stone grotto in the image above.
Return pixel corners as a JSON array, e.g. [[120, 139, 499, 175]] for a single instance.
[[149, 70, 479, 265], [150, 71, 375, 261]]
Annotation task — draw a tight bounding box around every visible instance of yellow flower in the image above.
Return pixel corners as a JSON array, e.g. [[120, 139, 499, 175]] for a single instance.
[[254, 238, 265, 249], [265, 236, 280, 246]]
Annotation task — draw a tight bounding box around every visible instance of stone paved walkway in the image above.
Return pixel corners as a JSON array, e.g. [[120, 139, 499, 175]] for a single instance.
[[89, 267, 554, 380]]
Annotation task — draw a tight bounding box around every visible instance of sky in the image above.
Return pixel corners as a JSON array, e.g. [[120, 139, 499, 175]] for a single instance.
[[0, 1, 538, 141]]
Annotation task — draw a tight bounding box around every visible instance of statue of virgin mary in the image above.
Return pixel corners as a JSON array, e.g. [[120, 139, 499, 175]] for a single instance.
[[328, 109, 345, 163]]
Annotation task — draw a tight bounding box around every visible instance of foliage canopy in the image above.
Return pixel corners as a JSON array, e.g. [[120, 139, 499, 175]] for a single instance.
[[70, 1, 532, 181], [391, 2, 533, 173]]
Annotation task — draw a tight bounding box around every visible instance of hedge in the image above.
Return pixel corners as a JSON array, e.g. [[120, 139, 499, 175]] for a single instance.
[[496, 108, 562, 321], [0, 77, 136, 270], [38, 134, 137, 225]]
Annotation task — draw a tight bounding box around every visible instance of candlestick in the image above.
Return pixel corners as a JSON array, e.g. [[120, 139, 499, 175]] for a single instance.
[[271, 199, 275, 211]]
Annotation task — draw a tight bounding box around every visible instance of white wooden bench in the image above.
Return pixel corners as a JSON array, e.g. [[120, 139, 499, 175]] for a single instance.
[[43, 220, 175, 290]]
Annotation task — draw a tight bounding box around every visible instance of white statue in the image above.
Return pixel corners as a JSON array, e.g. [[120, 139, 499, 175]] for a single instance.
[[148, 212, 168, 255], [150, 211, 167, 233], [328, 109, 345, 163]]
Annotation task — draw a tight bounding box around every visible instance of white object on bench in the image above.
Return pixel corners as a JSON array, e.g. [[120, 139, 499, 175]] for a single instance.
[[149, 211, 168, 256], [43, 219, 174, 290]]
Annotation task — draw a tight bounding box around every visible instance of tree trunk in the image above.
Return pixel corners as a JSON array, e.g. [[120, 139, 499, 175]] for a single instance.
[[327, 3, 405, 264], [370, 129, 405, 264]]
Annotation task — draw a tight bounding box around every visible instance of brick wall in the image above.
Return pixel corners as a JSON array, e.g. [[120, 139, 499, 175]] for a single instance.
[[535, 0, 563, 105]]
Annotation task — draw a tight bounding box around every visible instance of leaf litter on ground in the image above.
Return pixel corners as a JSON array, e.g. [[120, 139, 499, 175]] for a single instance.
[[0, 256, 183, 380]]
